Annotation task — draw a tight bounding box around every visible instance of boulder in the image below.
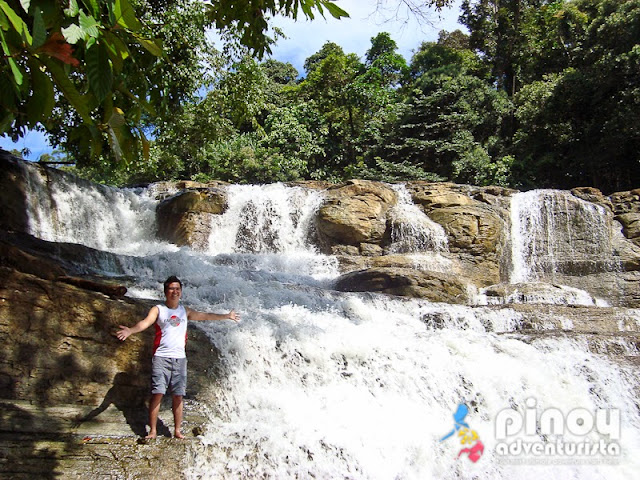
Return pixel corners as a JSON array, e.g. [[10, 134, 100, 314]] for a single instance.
[[407, 182, 475, 209], [156, 189, 227, 248], [0, 267, 218, 407], [334, 266, 469, 304], [427, 204, 507, 257], [315, 180, 397, 252], [614, 212, 640, 247], [609, 189, 640, 215]]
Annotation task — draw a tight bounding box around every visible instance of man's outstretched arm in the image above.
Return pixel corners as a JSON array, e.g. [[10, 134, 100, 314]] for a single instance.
[[116, 306, 160, 341], [186, 308, 240, 322]]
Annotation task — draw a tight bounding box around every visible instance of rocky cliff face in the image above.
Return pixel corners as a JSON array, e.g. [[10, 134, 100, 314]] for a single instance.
[[0, 230, 221, 478]]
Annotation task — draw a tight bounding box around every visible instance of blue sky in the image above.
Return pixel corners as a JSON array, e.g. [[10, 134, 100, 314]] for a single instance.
[[269, 0, 464, 74], [0, 0, 464, 160]]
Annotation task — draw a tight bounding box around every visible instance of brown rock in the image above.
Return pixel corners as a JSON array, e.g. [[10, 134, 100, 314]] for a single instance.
[[58, 275, 127, 297], [0, 267, 220, 477], [609, 190, 640, 215], [427, 204, 506, 257], [408, 182, 474, 209], [334, 267, 468, 304], [316, 180, 397, 249], [156, 189, 227, 248], [615, 212, 640, 246]]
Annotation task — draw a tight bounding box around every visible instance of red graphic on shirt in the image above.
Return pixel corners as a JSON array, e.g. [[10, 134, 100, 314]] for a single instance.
[[168, 315, 181, 326]]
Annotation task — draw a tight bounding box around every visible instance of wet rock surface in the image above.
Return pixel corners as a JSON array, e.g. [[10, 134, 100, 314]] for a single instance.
[[0, 250, 221, 479]]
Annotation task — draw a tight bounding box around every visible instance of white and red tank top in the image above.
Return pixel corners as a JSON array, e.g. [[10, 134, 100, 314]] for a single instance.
[[153, 304, 188, 358]]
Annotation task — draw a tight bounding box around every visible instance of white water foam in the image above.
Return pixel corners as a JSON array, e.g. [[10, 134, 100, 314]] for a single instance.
[[387, 184, 449, 255]]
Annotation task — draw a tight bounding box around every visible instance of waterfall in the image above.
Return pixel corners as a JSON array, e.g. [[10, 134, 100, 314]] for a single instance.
[[20, 161, 160, 255], [510, 190, 618, 284], [387, 184, 449, 255], [207, 184, 324, 255], [386, 184, 452, 272], [18, 170, 640, 479]]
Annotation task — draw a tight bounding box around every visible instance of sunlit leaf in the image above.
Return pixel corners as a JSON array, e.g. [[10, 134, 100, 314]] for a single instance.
[[79, 10, 100, 38], [112, 0, 142, 31], [132, 33, 163, 57], [61, 23, 84, 44], [0, 0, 33, 45], [63, 0, 79, 17], [102, 31, 129, 72]]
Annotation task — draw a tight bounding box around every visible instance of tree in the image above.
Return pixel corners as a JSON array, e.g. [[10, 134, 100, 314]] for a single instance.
[[512, 0, 640, 191], [364, 32, 408, 87], [0, 0, 348, 166], [384, 38, 512, 185]]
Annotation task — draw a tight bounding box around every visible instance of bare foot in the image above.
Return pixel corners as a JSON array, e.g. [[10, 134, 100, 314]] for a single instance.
[[174, 431, 185, 439], [145, 431, 157, 440]]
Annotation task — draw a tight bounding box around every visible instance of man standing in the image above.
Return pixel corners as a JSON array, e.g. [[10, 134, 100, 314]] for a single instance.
[[116, 276, 239, 439]]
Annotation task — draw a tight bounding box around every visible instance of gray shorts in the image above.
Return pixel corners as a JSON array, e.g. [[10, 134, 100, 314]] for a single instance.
[[151, 356, 187, 396]]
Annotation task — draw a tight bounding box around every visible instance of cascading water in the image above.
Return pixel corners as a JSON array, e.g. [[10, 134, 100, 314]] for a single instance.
[[18, 165, 640, 479], [386, 184, 452, 273], [510, 190, 619, 284]]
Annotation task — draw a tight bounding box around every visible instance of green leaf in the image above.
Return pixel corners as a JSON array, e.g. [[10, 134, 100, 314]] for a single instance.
[[321, 1, 349, 19], [106, 123, 124, 163], [132, 33, 162, 57], [0, 111, 15, 134], [0, 0, 33, 45], [61, 23, 84, 44], [102, 31, 129, 72], [79, 0, 99, 18], [63, 0, 78, 17], [31, 5, 46, 48], [112, 0, 142, 31], [86, 41, 112, 102], [0, 29, 23, 86], [139, 127, 150, 161], [79, 10, 100, 38], [38, 56, 93, 124], [26, 60, 55, 122], [0, 10, 8, 29]]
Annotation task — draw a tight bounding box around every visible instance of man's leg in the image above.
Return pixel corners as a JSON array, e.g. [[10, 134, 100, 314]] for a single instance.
[[172, 395, 184, 439], [147, 393, 163, 439]]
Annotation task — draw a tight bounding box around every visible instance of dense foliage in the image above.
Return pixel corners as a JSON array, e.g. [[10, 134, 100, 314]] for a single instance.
[[0, 0, 348, 169], [3, 0, 639, 193]]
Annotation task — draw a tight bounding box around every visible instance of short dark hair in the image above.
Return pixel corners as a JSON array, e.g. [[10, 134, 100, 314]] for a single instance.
[[163, 275, 182, 293]]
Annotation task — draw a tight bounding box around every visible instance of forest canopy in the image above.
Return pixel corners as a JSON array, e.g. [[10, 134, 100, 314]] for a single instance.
[[1, 0, 639, 194]]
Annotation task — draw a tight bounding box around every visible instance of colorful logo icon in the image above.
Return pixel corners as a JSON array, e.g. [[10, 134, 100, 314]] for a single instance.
[[440, 403, 485, 463]]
